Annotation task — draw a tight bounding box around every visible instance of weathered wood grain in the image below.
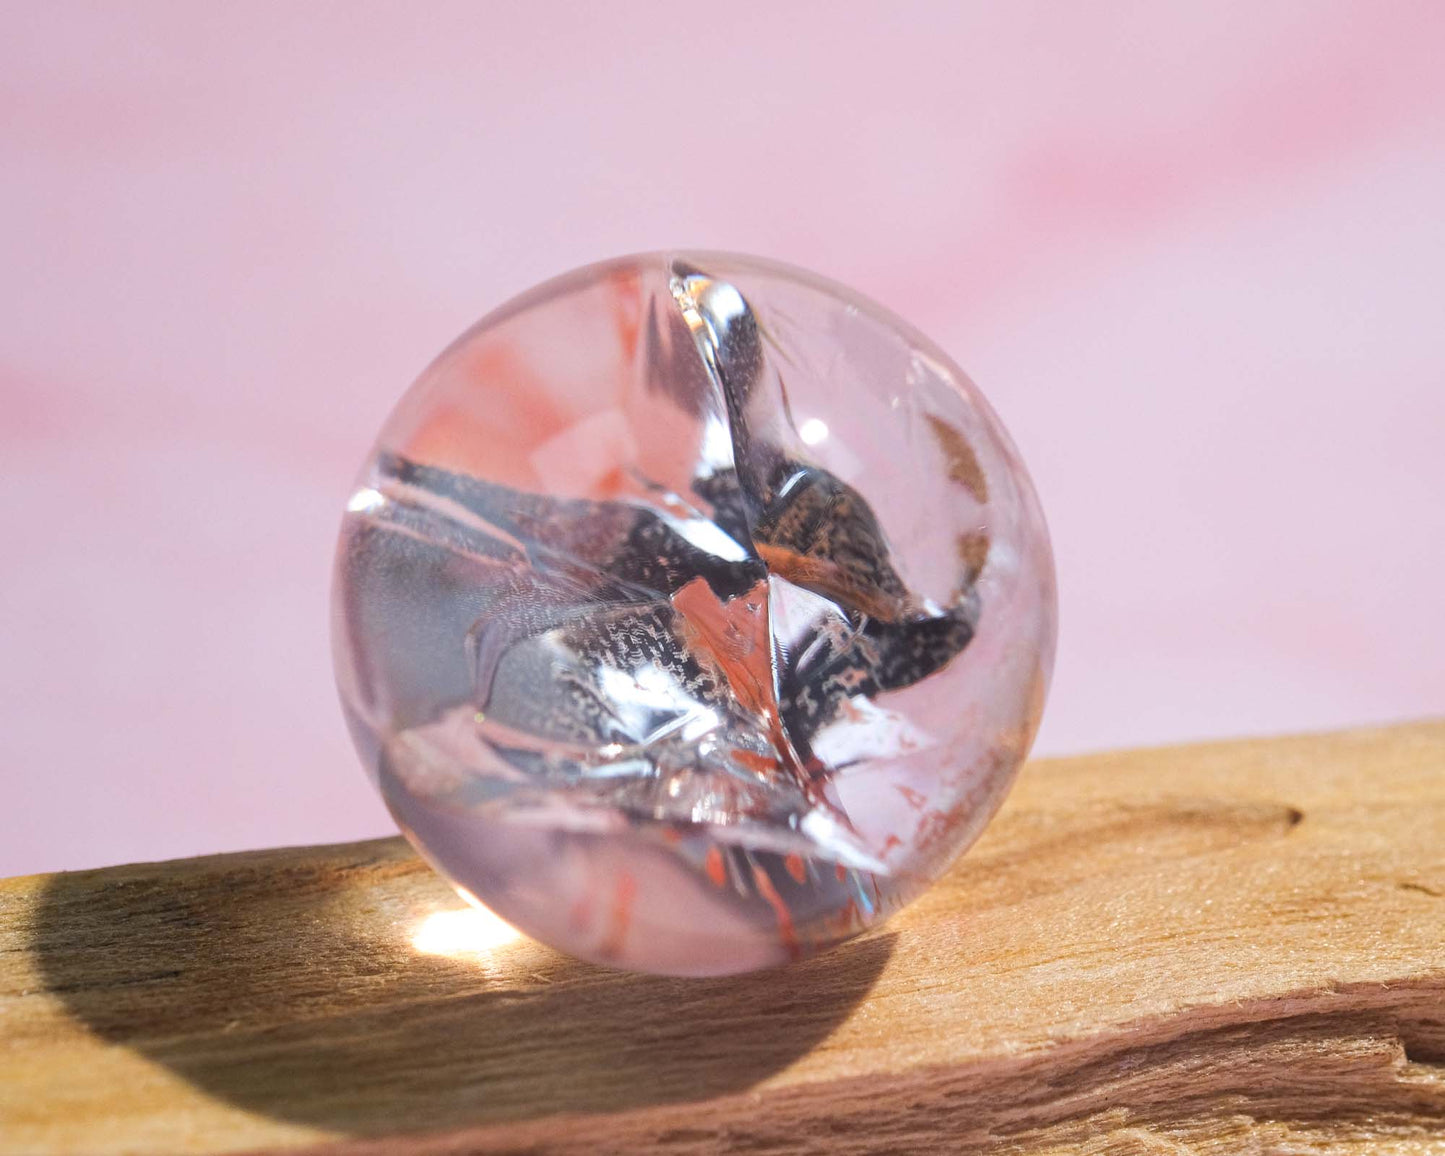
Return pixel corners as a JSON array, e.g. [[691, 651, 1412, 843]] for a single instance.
[[2, 722, 1443, 1154]]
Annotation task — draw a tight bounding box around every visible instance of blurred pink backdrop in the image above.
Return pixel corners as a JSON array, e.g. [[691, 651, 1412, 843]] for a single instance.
[[3, 2, 1442, 877]]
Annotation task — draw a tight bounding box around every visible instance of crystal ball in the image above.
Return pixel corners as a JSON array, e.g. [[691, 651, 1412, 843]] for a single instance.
[[332, 253, 1056, 975]]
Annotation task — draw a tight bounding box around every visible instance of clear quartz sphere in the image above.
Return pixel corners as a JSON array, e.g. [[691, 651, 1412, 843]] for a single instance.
[[333, 252, 1056, 976]]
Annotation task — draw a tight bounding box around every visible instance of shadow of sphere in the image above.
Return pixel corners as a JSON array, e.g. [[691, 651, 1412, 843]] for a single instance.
[[31, 838, 892, 1136]]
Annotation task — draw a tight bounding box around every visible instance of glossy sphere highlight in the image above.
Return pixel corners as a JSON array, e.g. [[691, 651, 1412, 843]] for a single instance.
[[332, 253, 1056, 975]]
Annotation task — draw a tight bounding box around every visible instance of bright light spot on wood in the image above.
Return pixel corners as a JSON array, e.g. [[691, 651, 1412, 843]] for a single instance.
[[412, 906, 522, 956]]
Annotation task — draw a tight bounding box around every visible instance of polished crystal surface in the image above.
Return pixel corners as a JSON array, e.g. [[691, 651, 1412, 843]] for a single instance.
[[333, 253, 1056, 975]]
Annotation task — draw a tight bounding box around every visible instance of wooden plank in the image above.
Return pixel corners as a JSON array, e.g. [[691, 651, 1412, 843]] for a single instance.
[[2, 721, 1443, 1154]]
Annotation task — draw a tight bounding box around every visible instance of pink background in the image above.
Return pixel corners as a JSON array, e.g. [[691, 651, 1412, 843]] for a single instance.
[[3, 2, 1442, 878]]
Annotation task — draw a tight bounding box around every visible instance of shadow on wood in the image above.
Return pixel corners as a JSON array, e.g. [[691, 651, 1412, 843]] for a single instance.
[[29, 839, 893, 1136]]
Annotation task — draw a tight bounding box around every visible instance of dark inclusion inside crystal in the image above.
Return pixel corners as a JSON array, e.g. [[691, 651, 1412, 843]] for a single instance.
[[344, 264, 980, 871]]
